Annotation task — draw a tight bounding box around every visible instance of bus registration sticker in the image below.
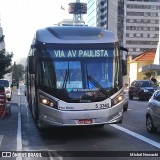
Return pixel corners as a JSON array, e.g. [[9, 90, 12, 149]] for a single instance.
[[77, 119, 92, 124]]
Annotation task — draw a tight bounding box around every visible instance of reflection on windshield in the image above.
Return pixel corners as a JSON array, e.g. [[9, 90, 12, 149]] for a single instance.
[[85, 60, 113, 89], [55, 61, 82, 89], [39, 58, 122, 91]]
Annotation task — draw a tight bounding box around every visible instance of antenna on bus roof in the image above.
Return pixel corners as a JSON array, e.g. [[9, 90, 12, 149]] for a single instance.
[[68, 0, 87, 25]]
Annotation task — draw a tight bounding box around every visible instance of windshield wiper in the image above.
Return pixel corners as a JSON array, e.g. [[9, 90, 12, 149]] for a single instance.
[[62, 70, 69, 88], [86, 65, 109, 98], [62, 62, 70, 89], [88, 75, 109, 97], [86, 65, 90, 89]]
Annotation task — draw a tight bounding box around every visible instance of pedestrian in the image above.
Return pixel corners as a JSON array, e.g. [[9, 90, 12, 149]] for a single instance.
[[150, 76, 157, 84]]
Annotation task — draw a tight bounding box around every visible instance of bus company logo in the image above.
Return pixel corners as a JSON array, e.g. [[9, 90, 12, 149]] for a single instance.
[[83, 113, 90, 119], [2, 152, 12, 157]]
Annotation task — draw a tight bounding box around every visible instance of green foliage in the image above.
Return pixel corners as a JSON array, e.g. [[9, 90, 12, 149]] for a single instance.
[[0, 49, 13, 79], [10, 62, 25, 83]]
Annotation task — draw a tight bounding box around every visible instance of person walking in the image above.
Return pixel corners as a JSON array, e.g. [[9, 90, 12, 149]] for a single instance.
[[150, 76, 157, 85]]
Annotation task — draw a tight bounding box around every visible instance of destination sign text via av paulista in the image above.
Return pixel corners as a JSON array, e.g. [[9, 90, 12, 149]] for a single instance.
[[48, 49, 113, 58]]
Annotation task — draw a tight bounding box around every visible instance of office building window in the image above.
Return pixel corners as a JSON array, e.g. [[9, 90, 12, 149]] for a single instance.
[[136, 34, 141, 37], [144, 12, 149, 17], [150, 34, 155, 38], [150, 27, 155, 31], [129, 48, 133, 52], [151, 12, 156, 17], [143, 34, 148, 38], [150, 20, 155, 23], [129, 33, 134, 37]]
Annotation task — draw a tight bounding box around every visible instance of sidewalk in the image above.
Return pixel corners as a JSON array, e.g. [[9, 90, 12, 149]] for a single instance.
[[0, 90, 19, 151]]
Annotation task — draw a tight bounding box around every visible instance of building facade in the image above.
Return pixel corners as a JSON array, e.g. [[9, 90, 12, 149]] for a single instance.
[[87, 0, 125, 45], [87, 0, 159, 56], [124, 0, 160, 56]]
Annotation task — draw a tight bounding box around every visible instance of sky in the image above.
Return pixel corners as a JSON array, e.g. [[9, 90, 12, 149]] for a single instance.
[[0, 0, 87, 61]]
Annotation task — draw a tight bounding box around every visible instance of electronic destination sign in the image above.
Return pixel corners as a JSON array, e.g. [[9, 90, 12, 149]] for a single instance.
[[46, 49, 114, 58]]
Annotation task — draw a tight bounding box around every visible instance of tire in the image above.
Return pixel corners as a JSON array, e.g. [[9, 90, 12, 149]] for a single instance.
[[7, 97, 11, 101], [129, 93, 133, 100], [139, 94, 143, 101], [146, 115, 157, 133], [123, 106, 128, 111]]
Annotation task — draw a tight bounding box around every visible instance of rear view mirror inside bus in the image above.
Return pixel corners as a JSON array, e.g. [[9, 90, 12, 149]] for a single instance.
[[28, 56, 35, 74]]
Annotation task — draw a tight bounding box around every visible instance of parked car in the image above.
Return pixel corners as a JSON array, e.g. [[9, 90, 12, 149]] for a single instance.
[[0, 79, 12, 101], [146, 90, 160, 133], [129, 80, 157, 101]]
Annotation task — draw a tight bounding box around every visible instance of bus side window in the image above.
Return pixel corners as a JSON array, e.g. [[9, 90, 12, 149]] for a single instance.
[[28, 56, 35, 74]]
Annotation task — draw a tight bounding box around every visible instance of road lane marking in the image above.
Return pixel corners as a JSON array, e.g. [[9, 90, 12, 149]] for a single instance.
[[0, 135, 3, 146], [16, 112, 22, 160], [110, 124, 160, 149]]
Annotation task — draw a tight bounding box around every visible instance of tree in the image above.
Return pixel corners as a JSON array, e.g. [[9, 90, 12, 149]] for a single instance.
[[10, 62, 25, 83], [0, 49, 13, 79]]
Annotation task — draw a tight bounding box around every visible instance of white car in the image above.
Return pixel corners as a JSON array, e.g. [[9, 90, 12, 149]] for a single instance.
[[0, 79, 12, 101], [146, 90, 160, 133]]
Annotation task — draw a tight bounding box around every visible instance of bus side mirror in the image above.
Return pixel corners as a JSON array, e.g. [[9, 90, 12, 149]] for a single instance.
[[120, 46, 128, 76], [122, 59, 127, 76], [120, 46, 128, 52], [28, 56, 35, 74]]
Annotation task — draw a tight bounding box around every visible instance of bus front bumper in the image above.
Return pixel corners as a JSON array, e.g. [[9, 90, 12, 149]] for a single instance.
[[38, 103, 123, 127]]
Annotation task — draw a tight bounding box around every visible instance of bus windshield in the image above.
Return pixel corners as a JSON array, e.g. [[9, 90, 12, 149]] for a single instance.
[[38, 47, 122, 94]]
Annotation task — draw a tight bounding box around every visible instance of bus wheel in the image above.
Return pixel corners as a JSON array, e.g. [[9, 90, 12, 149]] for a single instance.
[[35, 111, 46, 130], [7, 97, 11, 101]]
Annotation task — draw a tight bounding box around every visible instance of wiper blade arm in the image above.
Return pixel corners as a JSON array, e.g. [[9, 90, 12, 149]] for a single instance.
[[88, 75, 109, 97], [62, 70, 69, 89], [62, 62, 70, 89]]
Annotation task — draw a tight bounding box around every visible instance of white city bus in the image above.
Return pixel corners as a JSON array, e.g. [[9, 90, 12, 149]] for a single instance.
[[26, 26, 128, 129]]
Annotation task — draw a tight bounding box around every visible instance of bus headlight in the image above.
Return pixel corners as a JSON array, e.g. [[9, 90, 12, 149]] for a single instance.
[[111, 94, 124, 107], [39, 95, 57, 108]]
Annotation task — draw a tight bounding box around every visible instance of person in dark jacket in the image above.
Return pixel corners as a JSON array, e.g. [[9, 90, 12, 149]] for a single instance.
[[150, 76, 157, 84]]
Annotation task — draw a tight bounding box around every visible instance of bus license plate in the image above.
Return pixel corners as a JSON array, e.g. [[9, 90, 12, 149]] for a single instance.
[[78, 119, 92, 124]]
